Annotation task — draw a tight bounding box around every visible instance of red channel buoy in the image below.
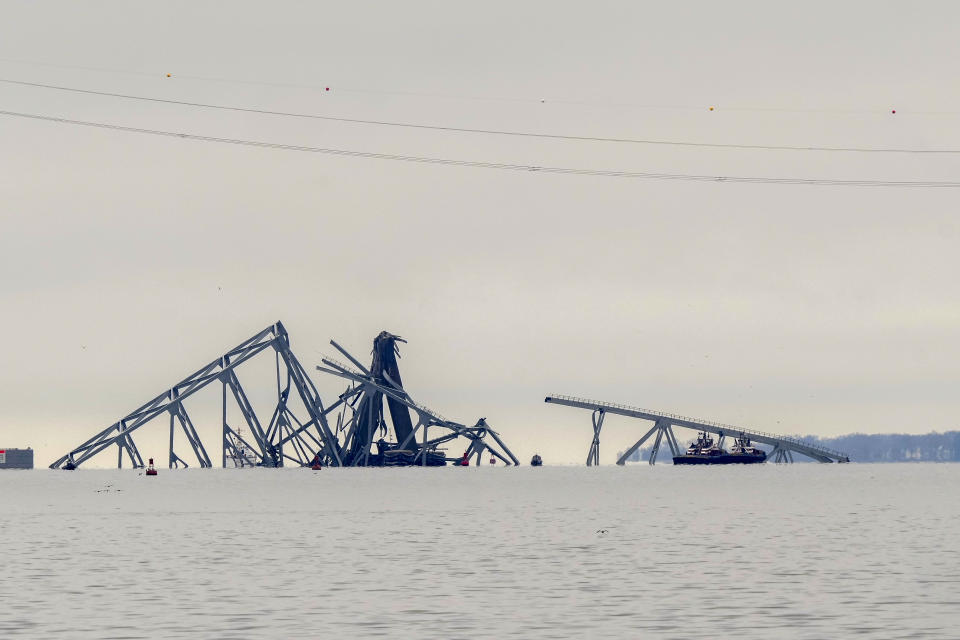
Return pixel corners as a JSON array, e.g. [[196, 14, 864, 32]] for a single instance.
[[146, 458, 158, 476], [459, 452, 470, 466]]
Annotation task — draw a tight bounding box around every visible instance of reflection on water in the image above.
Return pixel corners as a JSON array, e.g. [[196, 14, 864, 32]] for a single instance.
[[1, 464, 957, 638]]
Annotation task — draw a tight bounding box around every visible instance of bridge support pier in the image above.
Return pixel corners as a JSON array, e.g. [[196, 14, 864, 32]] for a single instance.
[[616, 419, 677, 465], [586, 409, 605, 466], [771, 447, 795, 463]]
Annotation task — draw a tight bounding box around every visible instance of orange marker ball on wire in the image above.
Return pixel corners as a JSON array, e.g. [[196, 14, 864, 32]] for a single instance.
[[166, 73, 171, 78], [709, 106, 714, 111]]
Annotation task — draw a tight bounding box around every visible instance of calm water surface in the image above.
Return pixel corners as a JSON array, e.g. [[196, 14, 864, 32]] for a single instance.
[[1, 464, 957, 638]]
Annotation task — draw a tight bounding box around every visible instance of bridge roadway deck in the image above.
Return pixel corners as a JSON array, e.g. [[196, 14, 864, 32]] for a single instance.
[[544, 395, 850, 463]]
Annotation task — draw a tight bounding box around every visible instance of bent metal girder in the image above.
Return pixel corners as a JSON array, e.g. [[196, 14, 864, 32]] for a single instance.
[[315, 340, 520, 466], [50, 322, 342, 470], [544, 394, 850, 465]]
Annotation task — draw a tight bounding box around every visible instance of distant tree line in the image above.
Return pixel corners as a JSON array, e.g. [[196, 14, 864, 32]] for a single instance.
[[802, 431, 960, 462], [620, 431, 960, 463]]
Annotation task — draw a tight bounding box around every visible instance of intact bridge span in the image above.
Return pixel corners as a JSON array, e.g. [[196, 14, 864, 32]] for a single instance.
[[545, 395, 850, 464]]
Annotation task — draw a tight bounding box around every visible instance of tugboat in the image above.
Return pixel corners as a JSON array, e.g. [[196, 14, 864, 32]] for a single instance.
[[530, 454, 543, 467], [673, 432, 767, 465], [729, 434, 767, 462]]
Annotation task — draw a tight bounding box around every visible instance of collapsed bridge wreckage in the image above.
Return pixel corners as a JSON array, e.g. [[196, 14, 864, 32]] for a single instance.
[[319, 331, 519, 467], [50, 322, 518, 469]]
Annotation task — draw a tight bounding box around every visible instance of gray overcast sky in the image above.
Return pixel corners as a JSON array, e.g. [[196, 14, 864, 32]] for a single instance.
[[2, 1, 959, 465]]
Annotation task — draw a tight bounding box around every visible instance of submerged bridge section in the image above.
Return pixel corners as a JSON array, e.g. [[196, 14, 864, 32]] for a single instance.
[[545, 395, 850, 464], [317, 336, 520, 466]]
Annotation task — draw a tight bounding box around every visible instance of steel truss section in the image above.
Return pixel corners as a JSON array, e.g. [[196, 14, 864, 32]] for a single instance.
[[545, 394, 850, 465], [316, 338, 520, 466], [50, 322, 341, 469]]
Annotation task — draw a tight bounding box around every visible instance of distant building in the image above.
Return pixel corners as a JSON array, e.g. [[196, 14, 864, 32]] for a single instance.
[[0, 448, 34, 469]]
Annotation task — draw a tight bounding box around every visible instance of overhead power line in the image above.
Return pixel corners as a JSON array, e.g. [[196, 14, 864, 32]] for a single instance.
[[2, 77, 959, 155], [3, 56, 960, 117], [2, 108, 959, 188]]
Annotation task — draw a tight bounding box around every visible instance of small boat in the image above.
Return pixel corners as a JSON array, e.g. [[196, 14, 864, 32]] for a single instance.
[[673, 432, 767, 465], [530, 454, 543, 466]]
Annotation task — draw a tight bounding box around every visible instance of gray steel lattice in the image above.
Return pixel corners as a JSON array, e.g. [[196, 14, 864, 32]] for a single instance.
[[50, 322, 340, 469], [316, 337, 520, 466], [49, 323, 521, 470]]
